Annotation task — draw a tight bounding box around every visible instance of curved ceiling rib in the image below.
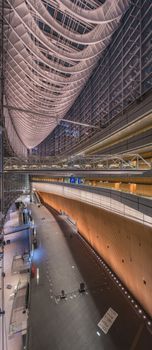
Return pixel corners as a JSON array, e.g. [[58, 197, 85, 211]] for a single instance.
[[4, 0, 129, 149], [57, 0, 129, 24]]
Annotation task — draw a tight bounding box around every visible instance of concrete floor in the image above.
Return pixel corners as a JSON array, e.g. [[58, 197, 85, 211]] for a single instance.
[[28, 203, 152, 350]]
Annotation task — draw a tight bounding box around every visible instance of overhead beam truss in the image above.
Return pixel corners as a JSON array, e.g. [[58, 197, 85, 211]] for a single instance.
[[4, 153, 152, 172], [3, 0, 130, 151]]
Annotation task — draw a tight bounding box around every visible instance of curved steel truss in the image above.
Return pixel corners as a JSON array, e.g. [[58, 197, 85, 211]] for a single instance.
[[4, 0, 129, 150]]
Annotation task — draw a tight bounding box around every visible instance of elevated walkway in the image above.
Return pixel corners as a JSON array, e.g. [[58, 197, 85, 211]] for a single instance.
[[32, 182, 152, 225], [3, 206, 31, 350], [9, 279, 29, 336], [4, 224, 32, 235]]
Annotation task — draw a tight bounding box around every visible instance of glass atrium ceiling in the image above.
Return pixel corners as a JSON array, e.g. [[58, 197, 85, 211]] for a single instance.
[[3, 0, 129, 149]]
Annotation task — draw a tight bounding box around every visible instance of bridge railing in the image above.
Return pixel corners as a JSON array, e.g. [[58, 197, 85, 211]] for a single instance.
[[32, 181, 152, 226]]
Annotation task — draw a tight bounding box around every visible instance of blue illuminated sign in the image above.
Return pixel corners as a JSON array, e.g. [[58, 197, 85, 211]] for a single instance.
[[70, 177, 75, 183]]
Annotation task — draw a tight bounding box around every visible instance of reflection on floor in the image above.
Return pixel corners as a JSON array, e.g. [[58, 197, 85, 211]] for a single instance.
[[28, 203, 152, 350]]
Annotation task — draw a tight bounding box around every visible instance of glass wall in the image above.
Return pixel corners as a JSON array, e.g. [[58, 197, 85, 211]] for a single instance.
[[36, 0, 152, 156]]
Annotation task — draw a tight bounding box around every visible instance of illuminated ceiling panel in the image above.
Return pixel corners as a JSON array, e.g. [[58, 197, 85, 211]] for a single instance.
[[4, 0, 129, 149]]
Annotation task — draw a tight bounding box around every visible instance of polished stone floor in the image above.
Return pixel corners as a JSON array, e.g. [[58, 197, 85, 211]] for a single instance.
[[28, 203, 152, 350]]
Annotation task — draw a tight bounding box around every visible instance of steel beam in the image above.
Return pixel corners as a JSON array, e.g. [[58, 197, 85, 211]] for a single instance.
[[3, 105, 101, 130]]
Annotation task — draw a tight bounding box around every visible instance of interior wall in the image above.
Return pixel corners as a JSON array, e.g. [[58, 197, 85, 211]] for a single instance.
[[38, 191, 152, 317]]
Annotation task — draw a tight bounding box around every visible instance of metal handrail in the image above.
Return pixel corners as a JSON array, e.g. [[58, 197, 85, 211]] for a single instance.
[[33, 180, 152, 219]]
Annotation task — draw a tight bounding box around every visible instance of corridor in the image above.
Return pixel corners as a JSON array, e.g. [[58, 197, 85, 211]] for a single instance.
[[28, 203, 152, 350]]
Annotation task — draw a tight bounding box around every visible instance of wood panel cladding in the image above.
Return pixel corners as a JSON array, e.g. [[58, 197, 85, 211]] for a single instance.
[[38, 191, 152, 317]]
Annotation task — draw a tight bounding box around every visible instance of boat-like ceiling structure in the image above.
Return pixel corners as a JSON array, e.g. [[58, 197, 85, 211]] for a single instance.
[[4, 0, 129, 152]]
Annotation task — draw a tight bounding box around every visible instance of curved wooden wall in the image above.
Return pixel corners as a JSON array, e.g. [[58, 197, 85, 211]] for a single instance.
[[38, 191, 152, 317]]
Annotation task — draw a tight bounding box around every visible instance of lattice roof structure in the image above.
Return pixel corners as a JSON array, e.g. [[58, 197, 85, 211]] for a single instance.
[[3, 0, 129, 153]]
